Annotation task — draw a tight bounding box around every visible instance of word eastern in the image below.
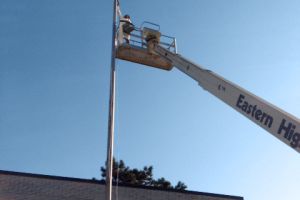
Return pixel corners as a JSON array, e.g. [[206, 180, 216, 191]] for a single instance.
[[236, 94, 300, 148], [236, 94, 273, 128]]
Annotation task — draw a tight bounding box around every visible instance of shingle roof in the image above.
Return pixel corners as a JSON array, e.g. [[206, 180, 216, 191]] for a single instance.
[[0, 170, 243, 200]]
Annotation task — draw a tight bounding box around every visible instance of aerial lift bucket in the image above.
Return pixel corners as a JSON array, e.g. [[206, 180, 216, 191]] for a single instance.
[[116, 22, 176, 71], [116, 44, 173, 70]]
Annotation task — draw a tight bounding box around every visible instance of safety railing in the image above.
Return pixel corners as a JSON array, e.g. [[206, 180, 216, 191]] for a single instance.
[[117, 21, 177, 54]]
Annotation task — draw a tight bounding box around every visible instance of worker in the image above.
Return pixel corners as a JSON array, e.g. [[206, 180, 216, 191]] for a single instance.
[[120, 14, 134, 44]]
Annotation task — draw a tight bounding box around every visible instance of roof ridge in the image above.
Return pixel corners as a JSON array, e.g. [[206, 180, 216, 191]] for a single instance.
[[0, 170, 243, 200]]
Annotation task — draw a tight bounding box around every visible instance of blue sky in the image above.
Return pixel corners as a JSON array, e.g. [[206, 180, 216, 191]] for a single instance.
[[1, 0, 300, 199]]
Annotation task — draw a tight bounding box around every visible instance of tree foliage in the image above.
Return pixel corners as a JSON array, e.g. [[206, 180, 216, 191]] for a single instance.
[[101, 159, 187, 190]]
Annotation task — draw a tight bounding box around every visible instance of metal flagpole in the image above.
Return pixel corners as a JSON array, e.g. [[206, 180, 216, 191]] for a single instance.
[[106, 0, 117, 200]]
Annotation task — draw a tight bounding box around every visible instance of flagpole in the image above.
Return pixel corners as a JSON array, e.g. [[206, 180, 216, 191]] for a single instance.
[[106, 0, 117, 200]]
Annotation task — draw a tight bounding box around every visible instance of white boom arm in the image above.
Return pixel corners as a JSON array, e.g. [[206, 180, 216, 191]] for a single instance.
[[153, 43, 300, 153]]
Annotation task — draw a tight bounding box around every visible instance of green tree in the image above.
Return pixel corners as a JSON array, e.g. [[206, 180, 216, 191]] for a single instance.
[[100, 159, 187, 190], [174, 181, 187, 190]]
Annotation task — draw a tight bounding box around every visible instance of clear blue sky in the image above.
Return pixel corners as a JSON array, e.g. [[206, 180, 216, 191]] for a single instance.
[[1, 0, 300, 199]]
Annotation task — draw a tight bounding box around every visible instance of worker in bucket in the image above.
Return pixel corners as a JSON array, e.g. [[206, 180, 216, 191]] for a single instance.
[[120, 14, 134, 44]]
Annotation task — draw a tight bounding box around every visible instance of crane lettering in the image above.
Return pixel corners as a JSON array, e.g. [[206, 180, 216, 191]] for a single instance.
[[236, 94, 273, 128], [278, 119, 300, 148], [236, 94, 300, 149]]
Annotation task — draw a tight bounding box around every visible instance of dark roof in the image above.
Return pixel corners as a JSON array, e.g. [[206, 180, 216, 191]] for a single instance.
[[0, 170, 243, 200]]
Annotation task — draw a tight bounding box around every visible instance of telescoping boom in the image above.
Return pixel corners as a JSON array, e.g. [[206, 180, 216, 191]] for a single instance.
[[116, 23, 300, 154], [148, 41, 300, 154]]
